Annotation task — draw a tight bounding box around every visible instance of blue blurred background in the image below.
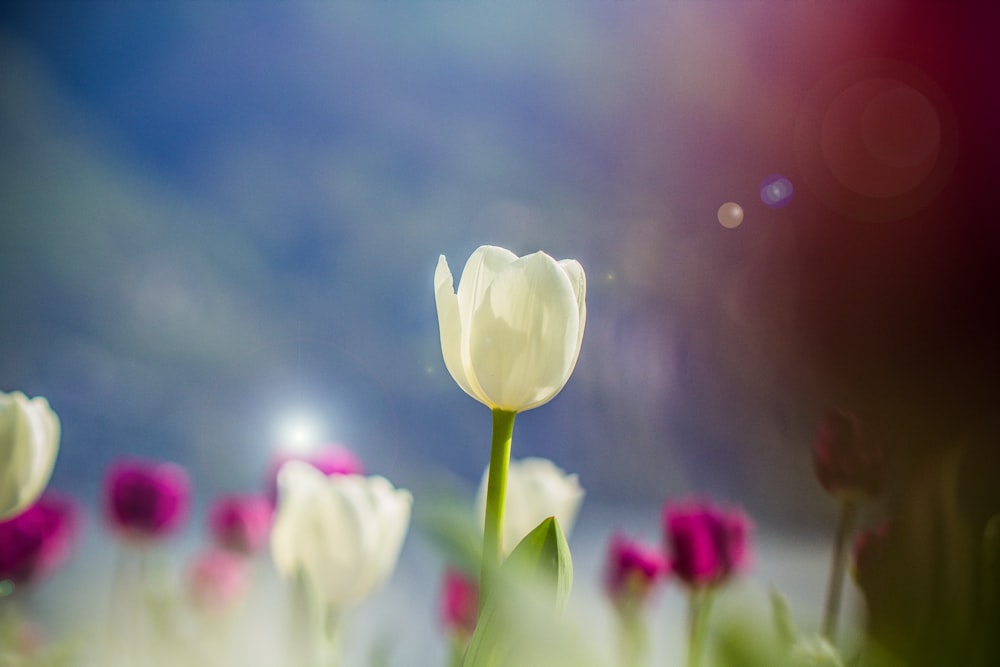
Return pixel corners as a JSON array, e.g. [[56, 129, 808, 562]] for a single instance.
[[1, 1, 841, 519], [3, 2, 999, 664]]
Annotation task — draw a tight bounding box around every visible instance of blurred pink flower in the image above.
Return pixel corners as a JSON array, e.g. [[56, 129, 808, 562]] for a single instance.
[[439, 567, 479, 638], [663, 500, 752, 587], [603, 532, 668, 607], [187, 548, 249, 614], [813, 410, 885, 501], [0, 492, 78, 587], [264, 444, 364, 505], [104, 458, 190, 541], [207, 494, 272, 555]]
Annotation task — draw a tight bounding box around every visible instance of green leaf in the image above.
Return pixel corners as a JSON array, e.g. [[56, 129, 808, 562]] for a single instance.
[[462, 516, 574, 667], [502, 515, 574, 610], [769, 587, 798, 650]]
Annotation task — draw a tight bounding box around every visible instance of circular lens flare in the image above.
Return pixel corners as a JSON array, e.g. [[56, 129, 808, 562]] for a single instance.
[[717, 202, 744, 229], [275, 412, 324, 454], [760, 175, 794, 208]]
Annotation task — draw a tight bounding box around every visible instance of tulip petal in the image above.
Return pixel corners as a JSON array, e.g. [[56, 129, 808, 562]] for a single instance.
[[271, 463, 411, 610], [0, 393, 60, 519], [558, 259, 588, 389], [476, 457, 585, 554], [467, 251, 580, 411], [435, 255, 478, 403], [455, 246, 519, 404], [455, 246, 519, 329]]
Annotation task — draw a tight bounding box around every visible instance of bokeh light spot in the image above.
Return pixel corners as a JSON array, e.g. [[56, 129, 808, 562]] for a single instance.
[[717, 202, 744, 229], [759, 175, 794, 208], [275, 411, 324, 454]]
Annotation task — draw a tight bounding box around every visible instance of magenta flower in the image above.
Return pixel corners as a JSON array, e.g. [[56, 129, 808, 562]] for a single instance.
[[264, 444, 364, 505], [439, 567, 479, 638], [104, 458, 191, 541], [0, 492, 78, 587], [207, 493, 272, 555], [187, 548, 250, 614], [813, 410, 884, 501], [663, 501, 752, 587], [604, 532, 668, 607]]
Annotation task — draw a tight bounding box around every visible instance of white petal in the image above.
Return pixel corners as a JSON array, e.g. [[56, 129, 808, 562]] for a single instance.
[[0, 392, 60, 519], [455, 246, 519, 330], [558, 259, 587, 375], [435, 255, 478, 402], [344, 476, 412, 604], [467, 251, 580, 411], [477, 457, 585, 554]]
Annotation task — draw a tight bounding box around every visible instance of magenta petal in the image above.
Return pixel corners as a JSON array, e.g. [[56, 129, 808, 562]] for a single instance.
[[104, 458, 191, 541], [0, 493, 78, 586], [207, 494, 273, 555], [604, 531, 667, 603], [663, 500, 753, 587]]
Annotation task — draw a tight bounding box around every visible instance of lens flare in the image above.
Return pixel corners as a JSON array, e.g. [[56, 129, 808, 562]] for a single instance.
[[275, 411, 324, 454], [759, 175, 794, 208], [717, 202, 744, 229]]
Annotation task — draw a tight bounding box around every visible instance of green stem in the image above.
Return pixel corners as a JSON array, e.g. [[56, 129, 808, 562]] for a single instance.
[[616, 607, 649, 667], [687, 588, 714, 667], [822, 498, 859, 642], [479, 408, 517, 614]]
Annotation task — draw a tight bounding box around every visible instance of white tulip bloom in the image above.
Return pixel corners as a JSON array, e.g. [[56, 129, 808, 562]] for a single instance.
[[271, 462, 412, 609], [476, 457, 585, 555], [0, 391, 60, 519], [435, 245, 586, 413]]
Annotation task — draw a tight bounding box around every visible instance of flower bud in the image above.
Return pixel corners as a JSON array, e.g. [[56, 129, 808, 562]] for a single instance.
[[663, 500, 752, 587], [439, 567, 479, 638], [0, 391, 60, 519], [207, 494, 272, 555], [603, 532, 667, 609], [813, 410, 884, 501], [104, 458, 191, 541], [270, 463, 412, 609], [0, 492, 77, 588], [476, 457, 584, 555], [435, 245, 586, 413]]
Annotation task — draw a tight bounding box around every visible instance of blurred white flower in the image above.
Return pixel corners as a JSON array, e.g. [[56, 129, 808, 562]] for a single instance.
[[435, 245, 586, 413], [0, 391, 60, 519], [270, 462, 412, 609], [476, 457, 584, 554]]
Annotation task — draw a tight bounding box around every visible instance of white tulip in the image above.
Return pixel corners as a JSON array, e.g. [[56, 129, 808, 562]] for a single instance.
[[0, 391, 60, 519], [270, 462, 412, 609], [476, 457, 584, 555], [435, 245, 586, 413]]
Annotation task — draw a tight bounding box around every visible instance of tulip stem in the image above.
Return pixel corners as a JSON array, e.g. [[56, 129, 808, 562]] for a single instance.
[[479, 408, 517, 614], [821, 498, 859, 642], [686, 588, 714, 667]]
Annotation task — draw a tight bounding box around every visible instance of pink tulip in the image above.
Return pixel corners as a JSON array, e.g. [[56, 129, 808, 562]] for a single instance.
[[104, 458, 190, 541], [264, 444, 364, 505], [439, 567, 479, 638], [207, 494, 272, 555], [604, 532, 668, 606], [813, 410, 885, 501], [0, 493, 78, 587], [663, 500, 751, 587]]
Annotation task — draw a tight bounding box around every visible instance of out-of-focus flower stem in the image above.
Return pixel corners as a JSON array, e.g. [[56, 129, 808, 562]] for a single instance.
[[291, 573, 342, 667], [686, 588, 714, 667], [479, 408, 517, 613], [616, 609, 649, 667], [822, 498, 859, 642]]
